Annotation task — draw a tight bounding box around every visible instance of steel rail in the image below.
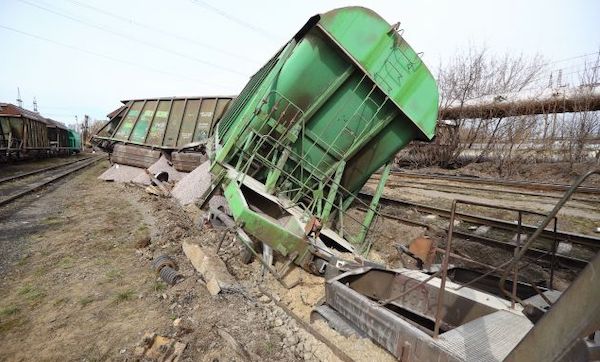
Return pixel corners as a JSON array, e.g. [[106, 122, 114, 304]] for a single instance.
[[0, 155, 96, 184], [0, 156, 104, 207], [358, 191, 600, 249], [374, 178, 600, 204], [363, 208, 588, 269], [372, 171, 600, 195]]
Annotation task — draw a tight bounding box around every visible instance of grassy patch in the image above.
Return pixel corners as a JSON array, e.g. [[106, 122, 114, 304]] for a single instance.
[[79, 296, 95, 307], [58, 256, 75, 269], [16, 254, 30, 266], [264, 340, 274, 353], [0, 305, 20, 318], [152, 281, 167, 293], [18, 284, 46, 303], [0, 317, 24, 334], [113, 289, 135, 304], [41, 215, 62, 226], [53, 297, 70, 307], [33, 265, 49, 277], [105, 268, 123, 282]]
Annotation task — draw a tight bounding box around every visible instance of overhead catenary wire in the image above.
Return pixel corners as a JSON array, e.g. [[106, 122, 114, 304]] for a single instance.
[[63, 0, 260, 64], [0, 24, 227, 87], [16, 0, 248, 77], [189, 0, 279, 41]]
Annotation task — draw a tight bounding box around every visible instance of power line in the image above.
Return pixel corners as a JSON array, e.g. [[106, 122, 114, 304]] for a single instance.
[[189, 0, 278, 41], [0, 24, 229, 87], [17, 0, 248, 77], [63, 0, 260, 64]]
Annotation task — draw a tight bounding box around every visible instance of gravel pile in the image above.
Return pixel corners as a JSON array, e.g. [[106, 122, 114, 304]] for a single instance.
[[98, 163, 151, 185], [171, 161, 212, 206], [148, 155, 187, 182]]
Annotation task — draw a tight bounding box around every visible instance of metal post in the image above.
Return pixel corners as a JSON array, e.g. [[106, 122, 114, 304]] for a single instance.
[[511, 211, 522, 309], [433, 199, 457, 338], [320, 161, 346, 223], [355, 162, 391, 245], [499, 168, 600, 300], [550, 218, 558, 289]]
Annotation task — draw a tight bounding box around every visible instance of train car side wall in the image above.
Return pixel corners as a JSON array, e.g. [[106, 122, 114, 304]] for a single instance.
[[0, 116, 49, 151]]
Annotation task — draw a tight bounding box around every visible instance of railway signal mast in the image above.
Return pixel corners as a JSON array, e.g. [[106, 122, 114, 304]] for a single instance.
[[16, 88, 23, 108]]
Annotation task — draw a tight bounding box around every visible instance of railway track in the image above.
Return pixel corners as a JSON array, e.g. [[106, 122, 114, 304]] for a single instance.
[[359, 207, 588, 269], [370, 177, 600, 205], [357, 191, 599, 268], [373, 171, 600, 195], [0, 156, 104, 207], [0, 156, 97, 184]]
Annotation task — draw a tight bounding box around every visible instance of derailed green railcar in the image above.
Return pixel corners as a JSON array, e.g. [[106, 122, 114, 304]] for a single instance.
[[210, 7, 438, 273]]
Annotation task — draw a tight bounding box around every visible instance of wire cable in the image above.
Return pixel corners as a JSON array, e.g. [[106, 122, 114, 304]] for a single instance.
[[17, 0, 248, 77], [189, 0, 279, 41], [63, 0, 260, 64], [0, 24, 230, 87]]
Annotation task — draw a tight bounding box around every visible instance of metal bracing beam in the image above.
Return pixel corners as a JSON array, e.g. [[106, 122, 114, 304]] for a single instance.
[[504, 252, 600, 362]]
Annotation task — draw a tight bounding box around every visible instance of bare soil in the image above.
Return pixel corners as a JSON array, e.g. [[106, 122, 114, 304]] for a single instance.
[[0, 160, 299, 361]]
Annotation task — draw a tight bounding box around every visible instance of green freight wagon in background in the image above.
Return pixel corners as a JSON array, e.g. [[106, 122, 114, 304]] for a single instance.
[[67, 129, 81, 152], [96, 96, 235, 149], [92, 96, 235, 169], [208, 6, 438, 274]]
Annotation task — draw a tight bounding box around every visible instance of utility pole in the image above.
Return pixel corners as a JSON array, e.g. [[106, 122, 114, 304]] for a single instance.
[[16, 88, 23, 108], [83, 114, 89, 150], [33, 97, 38, 113]]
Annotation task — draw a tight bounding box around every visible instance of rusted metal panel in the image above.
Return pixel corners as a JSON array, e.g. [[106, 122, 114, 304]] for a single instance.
[[104, 96, 234, 150], [111, 143, 161, 168], [171, 151, 208, 172], [0, 102, 62, 153], [322, 267, 533, 361]]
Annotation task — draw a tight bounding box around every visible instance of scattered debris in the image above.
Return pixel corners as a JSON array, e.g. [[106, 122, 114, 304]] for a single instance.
[[159, 266, 184, 285], [556, 241, 573, 255], [147, 155, 187, 182], [473, 225, 491, 235], [133, 332, 186, 362], [182, 239, 237, 295], [216, 328, 253, 361]]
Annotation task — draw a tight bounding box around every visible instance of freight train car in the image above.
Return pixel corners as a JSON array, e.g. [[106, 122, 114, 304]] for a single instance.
[[207, 6, 438, 274], [93, 96, 234, 170], [0, 102, 80, 162]]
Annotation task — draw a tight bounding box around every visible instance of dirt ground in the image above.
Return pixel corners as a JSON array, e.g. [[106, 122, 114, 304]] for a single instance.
[[0, 160, 302, 361], [1, 157, 596, 361]]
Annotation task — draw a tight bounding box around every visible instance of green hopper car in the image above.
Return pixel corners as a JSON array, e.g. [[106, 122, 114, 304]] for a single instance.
[[209, 7, 438, 274]]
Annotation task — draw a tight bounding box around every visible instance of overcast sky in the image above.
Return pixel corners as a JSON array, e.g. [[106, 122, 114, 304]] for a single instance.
[[1, 0, 599, 126]]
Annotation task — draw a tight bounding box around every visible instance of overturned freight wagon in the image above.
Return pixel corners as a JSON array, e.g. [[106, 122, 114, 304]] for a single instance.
[[205, 7, 438, 274], [93, 96, 234, 171]]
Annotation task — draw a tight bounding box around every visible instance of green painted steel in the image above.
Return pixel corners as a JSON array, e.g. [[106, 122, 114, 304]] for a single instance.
[[224, 180, 308, 260], [215, 6, 437, 201], [67, 129, 81, 151], [214, 7, 438, 261], [109, 97, 234, 149]]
